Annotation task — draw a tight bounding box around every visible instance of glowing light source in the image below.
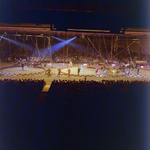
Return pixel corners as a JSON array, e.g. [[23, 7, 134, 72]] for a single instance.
[[81, 34, 85, 39], [83, 63, 87, 66], [112, 64, 116, 67]]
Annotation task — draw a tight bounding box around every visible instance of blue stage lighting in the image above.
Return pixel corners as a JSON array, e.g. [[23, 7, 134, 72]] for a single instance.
[[52, 36, 76, 42], [1, 36, 34, 50], [39, 36, 77, 56], [51, 36, 89, 52]]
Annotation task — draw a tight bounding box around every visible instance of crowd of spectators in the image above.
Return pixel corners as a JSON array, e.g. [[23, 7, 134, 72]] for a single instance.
[[53, 49, 134, 64], [0, 79, 149, 149], [45, 79, 149, 149], [54, 55, 96, 63], [0, 79, 46, 150], [0, 79, 45, 100]]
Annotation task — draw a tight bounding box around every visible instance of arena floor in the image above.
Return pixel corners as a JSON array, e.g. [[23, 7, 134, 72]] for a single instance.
[[1, 62, 150, 86], [0, 66, 44, 75]]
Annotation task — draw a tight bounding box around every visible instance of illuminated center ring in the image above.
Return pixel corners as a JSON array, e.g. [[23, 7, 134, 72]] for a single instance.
[[60, 66, 104, 76], [0, 66, 45, 76]]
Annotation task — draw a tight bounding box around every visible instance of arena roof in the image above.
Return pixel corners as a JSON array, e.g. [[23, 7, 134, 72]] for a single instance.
[[0, 23, 150, 37]]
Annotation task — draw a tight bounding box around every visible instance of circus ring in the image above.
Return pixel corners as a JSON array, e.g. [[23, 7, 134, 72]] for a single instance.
[[60, 66, 113, 77], [0, 66, 45, 76], [57, 62, 128, 77], [59, 65, 150, 78], [1, 63, 150, 79]]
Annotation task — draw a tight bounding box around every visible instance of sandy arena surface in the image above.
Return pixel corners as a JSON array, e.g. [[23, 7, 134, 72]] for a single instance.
[[1, 66, 44, 74], [1, 62, 150, 85]]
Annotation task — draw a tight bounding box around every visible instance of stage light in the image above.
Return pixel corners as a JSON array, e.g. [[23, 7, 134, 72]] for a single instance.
[[81, 34, 85, 39], [52, 36, 76, 42], [16, 34, 21, 36], [83, 63, 87, 66], [112, 64, 116, 67]]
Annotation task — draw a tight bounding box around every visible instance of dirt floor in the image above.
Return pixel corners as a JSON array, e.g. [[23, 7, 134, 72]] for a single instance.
[[1, 62, 150, 86]]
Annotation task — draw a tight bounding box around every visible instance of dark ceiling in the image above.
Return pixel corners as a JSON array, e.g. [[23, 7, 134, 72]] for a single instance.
[[0, 0, 149, 32]]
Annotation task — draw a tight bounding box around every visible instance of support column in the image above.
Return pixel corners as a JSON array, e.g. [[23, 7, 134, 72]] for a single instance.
[[9, 37, 11, 58], [67, 33, 68, 62], [139, 46, 141, 60], [48, 35, 52, 63], [111, 35, 113, 60]]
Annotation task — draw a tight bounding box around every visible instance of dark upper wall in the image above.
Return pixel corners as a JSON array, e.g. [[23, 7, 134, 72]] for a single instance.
[[0, 0, 150, 32]]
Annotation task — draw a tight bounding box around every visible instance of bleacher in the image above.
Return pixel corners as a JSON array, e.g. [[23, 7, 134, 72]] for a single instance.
[[0, 79, 149, 149]]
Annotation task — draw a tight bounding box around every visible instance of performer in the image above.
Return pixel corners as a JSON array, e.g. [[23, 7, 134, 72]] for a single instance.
[[48, 69, 51, 77], [104, 70, 107, 77], [95, 68, 98, 75], [70, 61, 73, 66], [126, 70, 130, 77], [57, 68, 61, 77], [21, 63, 24, 70], [137, 68, 140, 75], [113, 70, 117, 76], [88, 62, 90, 66], [80, 65, 83, 71], [111, 69, 116, 77], [77, 67, 80, 76], [103, 63, 106, 69], [68, 68, 71, 77], [44, 63, 46, 67]]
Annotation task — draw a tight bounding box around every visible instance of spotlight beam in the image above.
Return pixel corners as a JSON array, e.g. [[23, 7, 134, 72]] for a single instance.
[[51, 36, 89, 51], [0, 36, 34, 50], [50, 36, 76, 53], [39, 36, 76, 55], [51, 36, 64, 42], [0, 34, 4, 41]]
